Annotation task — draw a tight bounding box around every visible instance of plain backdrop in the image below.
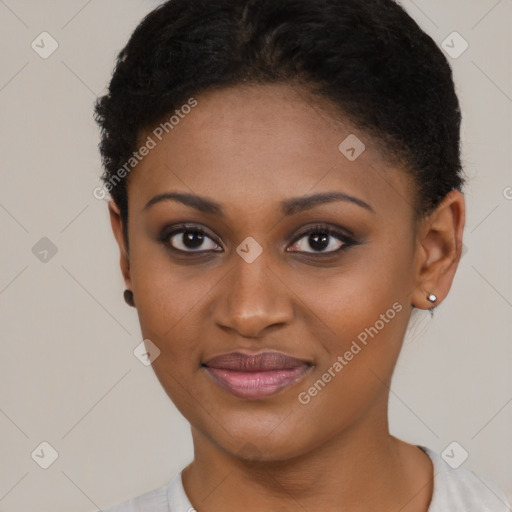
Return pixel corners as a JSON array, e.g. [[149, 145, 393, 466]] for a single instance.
[[0, 1, 511, 510]]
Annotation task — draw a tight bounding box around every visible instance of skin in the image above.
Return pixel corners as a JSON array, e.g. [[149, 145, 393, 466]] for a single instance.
[[109, 83, 465, 512]]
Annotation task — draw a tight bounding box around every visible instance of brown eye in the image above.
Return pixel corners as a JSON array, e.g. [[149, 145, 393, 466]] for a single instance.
[[287, 225, 354, 254], [160, 225, 221, 253]]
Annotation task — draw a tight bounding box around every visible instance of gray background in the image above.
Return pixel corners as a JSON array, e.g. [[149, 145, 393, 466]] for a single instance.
[[0, 1, 511, 510]]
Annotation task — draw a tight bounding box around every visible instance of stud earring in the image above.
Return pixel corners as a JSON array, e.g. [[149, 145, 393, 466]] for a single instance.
[[124, 289, 135, 307], [427, 292, 437, 318]]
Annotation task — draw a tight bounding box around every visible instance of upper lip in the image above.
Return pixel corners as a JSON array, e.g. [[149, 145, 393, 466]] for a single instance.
[[203, 351, 312, 372]]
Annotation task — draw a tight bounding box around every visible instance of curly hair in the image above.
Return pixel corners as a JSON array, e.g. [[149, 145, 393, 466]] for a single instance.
[[94, 0, 466, 245]]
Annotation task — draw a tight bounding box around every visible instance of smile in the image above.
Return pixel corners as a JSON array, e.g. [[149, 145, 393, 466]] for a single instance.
[[202, 351, 313, 399]]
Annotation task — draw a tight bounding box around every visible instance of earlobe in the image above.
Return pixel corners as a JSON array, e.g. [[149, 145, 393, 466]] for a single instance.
[[411, 190, 466, 311], [108, 200, 131, 289]]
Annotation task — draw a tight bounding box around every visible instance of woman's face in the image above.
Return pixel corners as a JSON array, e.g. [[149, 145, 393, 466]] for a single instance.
[[116, 84, 423, 460]]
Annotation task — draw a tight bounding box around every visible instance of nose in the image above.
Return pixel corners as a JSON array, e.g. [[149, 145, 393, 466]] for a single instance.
[[213, 249, 294, 339]]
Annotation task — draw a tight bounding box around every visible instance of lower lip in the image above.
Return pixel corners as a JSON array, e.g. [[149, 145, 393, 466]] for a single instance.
[[205, 365, 311, 399]]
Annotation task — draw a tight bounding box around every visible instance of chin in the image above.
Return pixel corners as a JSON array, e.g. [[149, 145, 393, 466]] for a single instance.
[[200, 413, 319, 463]]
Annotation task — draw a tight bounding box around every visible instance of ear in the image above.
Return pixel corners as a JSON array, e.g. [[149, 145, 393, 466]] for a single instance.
[[411, 189, 466, 311], [108, 200, 131, 290]]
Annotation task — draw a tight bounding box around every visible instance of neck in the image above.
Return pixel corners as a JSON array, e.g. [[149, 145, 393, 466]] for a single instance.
[[181, 405, 433, 512]]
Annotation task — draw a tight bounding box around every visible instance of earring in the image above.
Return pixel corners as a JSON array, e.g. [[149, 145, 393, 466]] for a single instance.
[[124, 289, 135, 307], [427, 292, 437, 318]]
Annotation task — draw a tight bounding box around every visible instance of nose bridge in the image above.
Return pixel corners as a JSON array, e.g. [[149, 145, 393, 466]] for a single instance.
[[216, 243, 292, 337], [232, 248, 271, 299]]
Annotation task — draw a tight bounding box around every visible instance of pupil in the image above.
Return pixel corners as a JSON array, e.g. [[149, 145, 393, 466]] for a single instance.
[[310, 233, 328, 251], [184, 230, 204, 249]]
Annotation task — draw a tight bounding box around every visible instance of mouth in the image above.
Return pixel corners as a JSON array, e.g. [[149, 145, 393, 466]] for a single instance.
[[202, 351, 313, 399]]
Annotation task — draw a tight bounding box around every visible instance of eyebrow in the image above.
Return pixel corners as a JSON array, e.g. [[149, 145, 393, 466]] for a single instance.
[[143, 191, 375, 216]]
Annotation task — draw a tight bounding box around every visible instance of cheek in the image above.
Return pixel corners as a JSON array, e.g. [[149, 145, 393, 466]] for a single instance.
[[296, 293, 408, 404], [131, 264, 210, 417], [288, 245, 411, 352], [128, 246, 218, 399], [129, 237, 204, 341], [291, 304, 408, 451], [288, 250, 411, 415]]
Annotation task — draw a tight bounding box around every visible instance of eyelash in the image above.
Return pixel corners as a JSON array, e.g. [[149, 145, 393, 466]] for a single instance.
[[158, 223, 356, 258]]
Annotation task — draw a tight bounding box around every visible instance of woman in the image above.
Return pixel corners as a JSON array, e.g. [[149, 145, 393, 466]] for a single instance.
[[94, 0, 511, 510]]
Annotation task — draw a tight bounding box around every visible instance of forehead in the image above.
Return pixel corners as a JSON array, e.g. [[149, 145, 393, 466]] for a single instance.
[[128, 84, 415, 221]]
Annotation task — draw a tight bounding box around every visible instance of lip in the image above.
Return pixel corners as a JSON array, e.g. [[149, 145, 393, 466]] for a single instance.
[[203, 351, 313, 399]]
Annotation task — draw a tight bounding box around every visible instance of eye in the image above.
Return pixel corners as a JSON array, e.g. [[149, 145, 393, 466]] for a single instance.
[[159, 224, 222, 253], [159, 223, 356, 257], [287, 224, 354, 255]]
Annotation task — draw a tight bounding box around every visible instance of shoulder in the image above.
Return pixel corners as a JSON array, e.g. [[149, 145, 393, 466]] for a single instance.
[[97, 476, 176, 512], [419, 445, 511, 512]]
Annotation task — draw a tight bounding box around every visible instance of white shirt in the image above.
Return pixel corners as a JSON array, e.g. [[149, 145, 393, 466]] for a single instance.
[[100, 445, 511, 511]]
